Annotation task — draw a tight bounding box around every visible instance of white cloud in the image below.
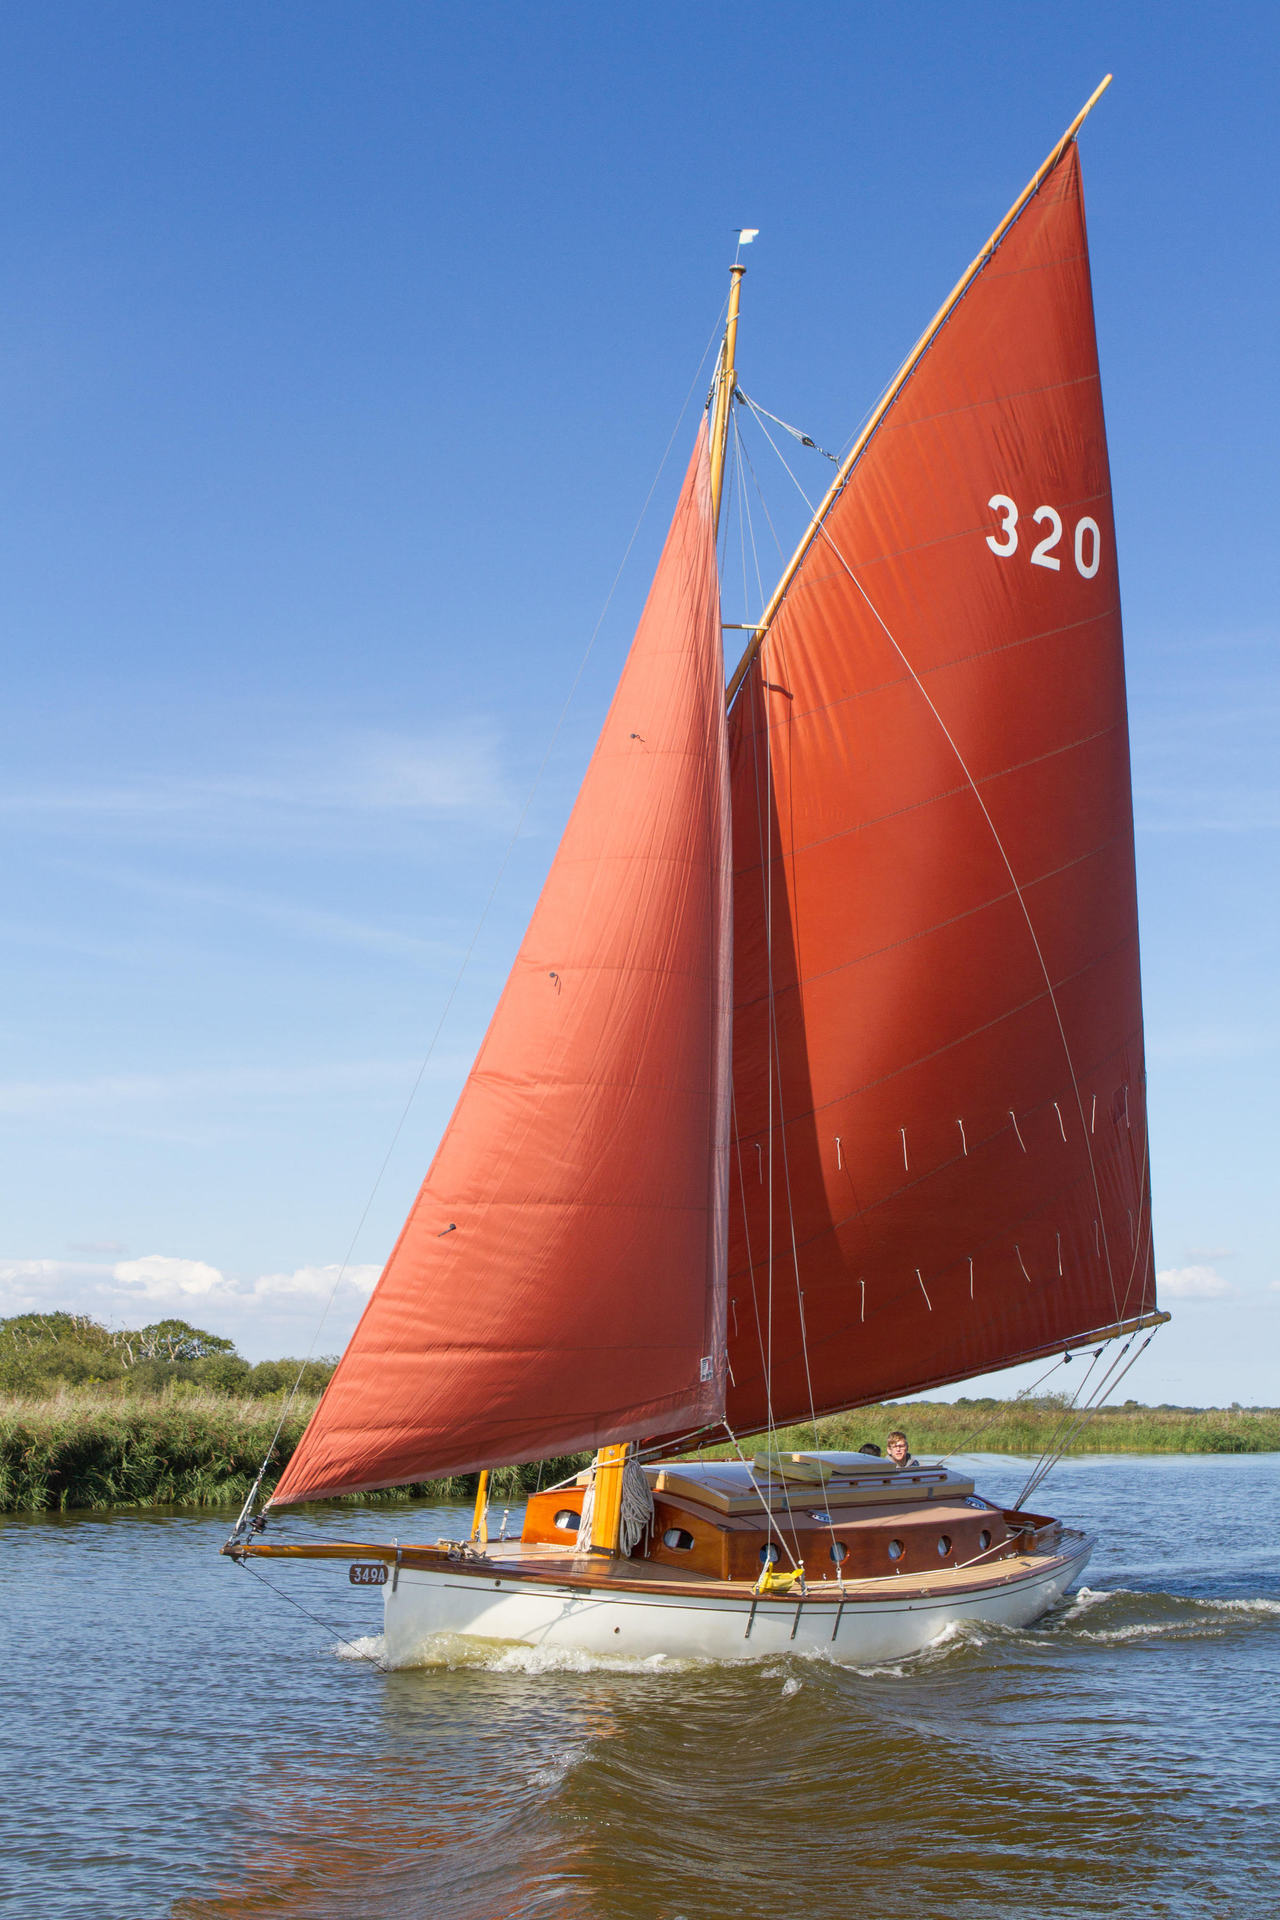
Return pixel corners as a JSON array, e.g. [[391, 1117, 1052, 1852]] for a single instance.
[[112, 1255, 229, 1299], [1158, 1264, 1235, 1300], [0, 1252, 382, 1356], [252, 1263, 380, 1300]]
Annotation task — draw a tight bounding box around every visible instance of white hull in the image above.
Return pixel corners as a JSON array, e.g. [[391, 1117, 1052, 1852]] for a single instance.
[[381, 1535, 1093, 1668]]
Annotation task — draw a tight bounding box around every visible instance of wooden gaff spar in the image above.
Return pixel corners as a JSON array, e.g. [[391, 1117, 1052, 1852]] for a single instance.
[[228, 80, 1169, 1667]]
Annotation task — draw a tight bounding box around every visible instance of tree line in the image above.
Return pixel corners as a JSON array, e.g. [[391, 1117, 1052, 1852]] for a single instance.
[[0, 1312, 335, 1398]]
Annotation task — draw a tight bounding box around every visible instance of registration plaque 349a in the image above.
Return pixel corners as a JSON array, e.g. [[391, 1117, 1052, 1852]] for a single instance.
[[349, 1562, 389, 1586]]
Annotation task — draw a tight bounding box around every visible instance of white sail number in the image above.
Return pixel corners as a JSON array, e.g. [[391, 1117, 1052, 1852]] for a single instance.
[[986, 494, 1101, 579]]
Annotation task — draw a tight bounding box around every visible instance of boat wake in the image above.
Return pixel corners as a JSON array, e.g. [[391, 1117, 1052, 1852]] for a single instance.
[[369, 1630, 690, 1675], [329, 1588, 1280, 1681], [1053, 1587, 1280, 1645]]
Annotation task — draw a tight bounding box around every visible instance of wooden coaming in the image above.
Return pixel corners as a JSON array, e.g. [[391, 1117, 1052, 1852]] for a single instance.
[[520, 1460, 1049, 1584]]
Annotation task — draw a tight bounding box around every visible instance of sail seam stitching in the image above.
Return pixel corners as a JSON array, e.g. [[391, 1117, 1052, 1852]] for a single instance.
[[742, 409, 1123, 1324]]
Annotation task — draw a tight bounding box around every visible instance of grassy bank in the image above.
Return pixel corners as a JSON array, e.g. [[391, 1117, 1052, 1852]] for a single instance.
[[0, 1388, 588, 1515], [3, 1386, 1277, 1515], [698, 1401, 1280, 1462]]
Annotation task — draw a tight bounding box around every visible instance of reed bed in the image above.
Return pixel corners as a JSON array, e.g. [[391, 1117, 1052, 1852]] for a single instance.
[[0, 1388, 588, 1514], [3, 1388, 1276, 1515], [704, 1401, 1280, 1462]]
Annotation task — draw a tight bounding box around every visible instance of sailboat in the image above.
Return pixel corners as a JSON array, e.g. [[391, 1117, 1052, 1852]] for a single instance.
[[228, 78, 1168, 1667]]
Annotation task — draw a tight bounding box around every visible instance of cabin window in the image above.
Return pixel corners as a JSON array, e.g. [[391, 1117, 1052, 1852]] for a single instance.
[[553, 1509, 580, 1533], [759, 1542, 782, 1565], [978, 1529, 992, 1552], [937, 1534, 952, 1557], [663, 1527, 695, 1552], [829, 1542, 848, 1564], [887, 1538, 905, 1561]]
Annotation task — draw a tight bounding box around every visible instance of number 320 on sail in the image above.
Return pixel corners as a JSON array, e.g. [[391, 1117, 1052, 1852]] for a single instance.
[[986, 493, 1101, 577]]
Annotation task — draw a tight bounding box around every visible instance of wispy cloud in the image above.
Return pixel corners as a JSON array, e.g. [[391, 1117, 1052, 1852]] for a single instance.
[[0, 1055, 468, 1120], [1135, 790, 1280, 834], [1147, 1025, 1278, 1064], [1132, 674, 1280, 834], [1157, 1264, 1235, 1300], [87, 865, 458, 960], [0, 726, 516, 838]]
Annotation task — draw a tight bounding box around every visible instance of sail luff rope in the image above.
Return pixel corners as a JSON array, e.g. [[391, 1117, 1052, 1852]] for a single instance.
[[230, 304, 731, 1533], [739, 635, 803, 1566], [728, 420, 840, 1564], [731, 1081, 775, 1446], [740, 405, 1124, 1328]]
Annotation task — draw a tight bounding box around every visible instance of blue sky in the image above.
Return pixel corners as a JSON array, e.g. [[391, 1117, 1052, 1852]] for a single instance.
[[1, 4, 1275, 1406]]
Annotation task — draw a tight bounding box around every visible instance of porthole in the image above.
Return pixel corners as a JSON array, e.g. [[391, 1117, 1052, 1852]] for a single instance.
[[553, 1509, 580, 1533], [937, 1534, 952, 1557], [759, 1542, 782, 1565], [978, 1529, 992, 1552], [663, 1527, 695, 1552], [829, 1542, 848, 1564], [887, 1538, 905, 1561]]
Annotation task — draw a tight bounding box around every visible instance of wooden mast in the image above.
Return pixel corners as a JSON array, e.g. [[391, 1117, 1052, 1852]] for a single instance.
[[709, 262, 746, 532], [725, 75, 1113, 703], [582, 266, 745, 1559]]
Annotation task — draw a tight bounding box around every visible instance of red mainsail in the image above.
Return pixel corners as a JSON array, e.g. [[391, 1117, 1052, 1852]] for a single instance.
[[272, 428, 730, 1503], [724, 143, 1154, 1435]]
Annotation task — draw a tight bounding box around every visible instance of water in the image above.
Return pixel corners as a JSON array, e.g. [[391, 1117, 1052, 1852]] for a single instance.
[[3, 1454, 1278, 1919]]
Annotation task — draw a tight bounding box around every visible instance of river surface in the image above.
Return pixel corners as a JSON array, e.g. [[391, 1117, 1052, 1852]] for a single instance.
[[2, 1453, 1277, 1919]]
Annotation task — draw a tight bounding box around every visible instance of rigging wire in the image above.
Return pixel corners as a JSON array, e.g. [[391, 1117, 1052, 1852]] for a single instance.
[[235, 1558, 388, 1670], [1013, 1326, 1162, 1509], [737, 389, 839, 463], [730, 410, 770, 623], [733, 416, 789, 573], [230, 301, 731, 1533], [932, 1350, 1090, 1464]]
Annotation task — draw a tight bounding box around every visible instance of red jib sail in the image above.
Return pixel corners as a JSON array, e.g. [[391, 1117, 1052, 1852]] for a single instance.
[[724, 142, 1155, 1436], [272, 428, 730, 1503]]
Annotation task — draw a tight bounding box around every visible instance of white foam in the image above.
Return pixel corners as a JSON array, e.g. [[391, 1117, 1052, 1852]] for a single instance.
[[1060, 1585, 1117, 1620], [384, 1630, 685, 1675], [1072, 1594, 1280, 1644], [529, 1747, 589, 1789], [333, 1633, 386, 1663], [780, 1675, 802, 1696]]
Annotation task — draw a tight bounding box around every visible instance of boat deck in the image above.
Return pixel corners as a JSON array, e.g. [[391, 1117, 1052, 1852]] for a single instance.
[[238, 1527, 1090, 1607]]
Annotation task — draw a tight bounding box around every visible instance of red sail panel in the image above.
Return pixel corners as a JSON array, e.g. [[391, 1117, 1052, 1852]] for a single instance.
[[725, 144, 1154, 1434], [272, 428, 730, 1503]]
